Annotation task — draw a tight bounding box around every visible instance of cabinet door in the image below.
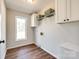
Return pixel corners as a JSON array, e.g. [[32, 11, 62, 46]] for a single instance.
[[70, 0, 79, 21], [55, 0, 67, 23]]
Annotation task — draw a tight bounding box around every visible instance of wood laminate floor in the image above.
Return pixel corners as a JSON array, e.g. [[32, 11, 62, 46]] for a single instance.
[[5, 44, 56, 59]]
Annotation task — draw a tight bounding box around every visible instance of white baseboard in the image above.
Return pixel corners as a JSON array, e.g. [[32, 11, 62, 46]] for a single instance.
[[35, 42, 41, 47], [41, 47, 59, 59], [7, 42, 35, 50], [35, 43, 59, 59]]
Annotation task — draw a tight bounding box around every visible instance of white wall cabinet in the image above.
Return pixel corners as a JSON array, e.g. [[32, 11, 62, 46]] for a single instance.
[[55, 0, 79, 24], [31, 14, 38, 27]]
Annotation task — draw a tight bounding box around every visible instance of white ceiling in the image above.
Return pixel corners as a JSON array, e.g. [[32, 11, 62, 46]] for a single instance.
[[5, 0, 53, 14]]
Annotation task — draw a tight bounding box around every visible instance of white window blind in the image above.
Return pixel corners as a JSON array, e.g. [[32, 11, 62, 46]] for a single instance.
[[16, 16, 26, 41]]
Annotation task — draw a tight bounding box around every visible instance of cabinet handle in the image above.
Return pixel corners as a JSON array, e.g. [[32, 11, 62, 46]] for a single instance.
[[64, 19, 66, 21], [67, 19, 69, 21]]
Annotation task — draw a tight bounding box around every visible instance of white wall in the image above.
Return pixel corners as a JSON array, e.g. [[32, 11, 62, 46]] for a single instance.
[[6, 9, 35, 49], [35, 0, 79, 59], [0, 0, 6, 59]]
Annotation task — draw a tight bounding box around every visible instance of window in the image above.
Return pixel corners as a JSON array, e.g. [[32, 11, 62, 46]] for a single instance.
[[16, 16, 26, 41]]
